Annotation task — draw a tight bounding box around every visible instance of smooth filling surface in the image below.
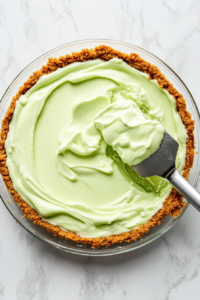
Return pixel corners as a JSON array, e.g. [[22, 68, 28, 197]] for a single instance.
[[5, 58, 187, 238]]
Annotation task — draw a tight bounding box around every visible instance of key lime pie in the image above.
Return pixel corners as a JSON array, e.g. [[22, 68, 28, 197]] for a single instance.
[[0, 46, 194, 248]]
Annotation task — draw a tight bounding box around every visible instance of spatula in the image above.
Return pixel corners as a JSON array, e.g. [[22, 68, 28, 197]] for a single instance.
[[132, 132, 200, 211]]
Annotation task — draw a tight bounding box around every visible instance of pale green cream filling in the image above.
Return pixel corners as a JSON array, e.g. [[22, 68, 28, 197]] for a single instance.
[[5, 58, 187, 238], [94, 97, 165, 166]]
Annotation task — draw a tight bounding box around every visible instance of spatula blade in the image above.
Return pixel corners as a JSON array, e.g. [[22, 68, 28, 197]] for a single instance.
[[132, 132, 179, 178]]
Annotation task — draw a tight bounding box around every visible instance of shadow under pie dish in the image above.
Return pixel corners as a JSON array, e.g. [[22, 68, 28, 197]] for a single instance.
[[0, 42, 196, 251]]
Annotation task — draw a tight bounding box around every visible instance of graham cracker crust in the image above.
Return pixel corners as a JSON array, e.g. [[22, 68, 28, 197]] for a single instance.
[[0, 45, 195, 248]]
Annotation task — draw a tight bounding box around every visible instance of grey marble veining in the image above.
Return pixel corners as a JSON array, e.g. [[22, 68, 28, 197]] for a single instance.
[[80, 257, 117, 300], [0, 282, 5, 298], [0, 0, 200, 299], [16, 259, 50, 300]]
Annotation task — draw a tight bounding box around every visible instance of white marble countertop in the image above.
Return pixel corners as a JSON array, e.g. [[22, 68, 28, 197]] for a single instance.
[[1, 0, 200, 299]]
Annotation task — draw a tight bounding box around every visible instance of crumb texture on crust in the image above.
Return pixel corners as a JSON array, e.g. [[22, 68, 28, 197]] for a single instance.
[[0, 45, 195, 248]]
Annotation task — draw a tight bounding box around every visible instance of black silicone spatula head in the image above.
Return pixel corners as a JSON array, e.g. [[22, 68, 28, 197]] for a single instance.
[[132, 132, 200, 212], [132, 132, 179, 178]]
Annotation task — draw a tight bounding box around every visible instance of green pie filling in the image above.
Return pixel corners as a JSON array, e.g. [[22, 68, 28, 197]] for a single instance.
[[5, 59, 187, 238]]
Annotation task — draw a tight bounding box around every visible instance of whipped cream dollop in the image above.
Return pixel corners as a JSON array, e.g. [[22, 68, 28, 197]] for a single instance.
[[5, 58, 187, 237]]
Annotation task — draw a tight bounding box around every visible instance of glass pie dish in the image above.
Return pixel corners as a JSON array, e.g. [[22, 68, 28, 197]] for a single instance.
[[0, 39, 200, 256]]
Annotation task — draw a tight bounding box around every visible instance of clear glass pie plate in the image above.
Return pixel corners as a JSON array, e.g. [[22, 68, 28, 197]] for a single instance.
[[0, 39, 200, 256]]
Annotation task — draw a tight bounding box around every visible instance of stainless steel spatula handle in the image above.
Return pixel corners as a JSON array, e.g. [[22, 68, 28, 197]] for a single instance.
[[167, 169, 200, 211]]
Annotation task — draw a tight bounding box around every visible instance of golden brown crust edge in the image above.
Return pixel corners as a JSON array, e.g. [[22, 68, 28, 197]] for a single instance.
[[0, 45, 195, 249]]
